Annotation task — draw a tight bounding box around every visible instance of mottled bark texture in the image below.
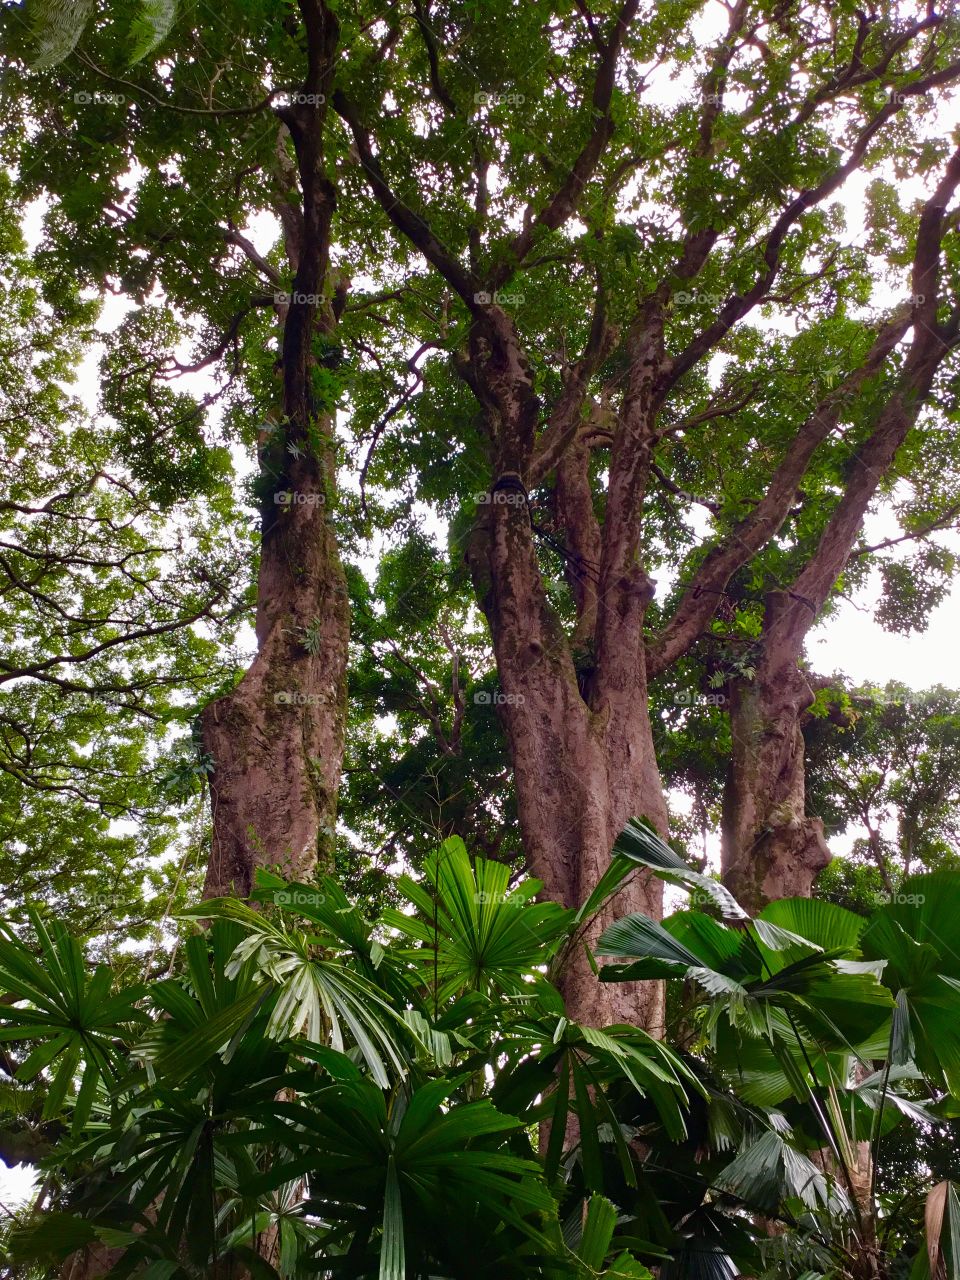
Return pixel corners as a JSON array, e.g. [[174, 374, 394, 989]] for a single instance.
[[458, 299, 672, 1032], [61, 1245, 125, 1280], [202, 0, 348, 900], [468, 457, 669, 1032], [721, 621, 831, 911]]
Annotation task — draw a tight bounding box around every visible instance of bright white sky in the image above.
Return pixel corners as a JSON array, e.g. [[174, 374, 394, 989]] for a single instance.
[[811, 535, 960, 689]]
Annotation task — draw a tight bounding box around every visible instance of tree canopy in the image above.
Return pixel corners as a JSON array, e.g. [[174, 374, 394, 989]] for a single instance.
[[2, 0, 960, 1273]]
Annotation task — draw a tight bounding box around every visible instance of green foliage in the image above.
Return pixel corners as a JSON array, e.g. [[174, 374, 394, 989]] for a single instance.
[[25, 0, 94, 69], [128, 0, 178, 63], [24, 0, 179, 68], [595, 828, 960, 1277], [383, 836, 572, 1006], [0, 159, 244, 945], [4, 0, 960, 969], [807, 682, 960, 890], [2, 1, 960, 1276], [0, 835, 958, 1278], [0, 908, 146, 1132]]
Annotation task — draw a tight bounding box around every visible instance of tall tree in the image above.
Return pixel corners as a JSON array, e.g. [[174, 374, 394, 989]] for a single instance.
[[2, 0, 353, 901], [0, 147, 241, 942], [197, 0, 350, 899], [8, 0, 960, 1031], [330, 0, 960, 1019], [807, 680, 960, 895], [718, 147, 960, 909]]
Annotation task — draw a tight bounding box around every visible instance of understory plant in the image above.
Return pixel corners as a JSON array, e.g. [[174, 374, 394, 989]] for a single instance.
[[0, 825, 957, 1278]]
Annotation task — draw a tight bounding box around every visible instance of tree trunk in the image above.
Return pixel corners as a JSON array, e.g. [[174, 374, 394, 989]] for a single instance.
[[455, 304, 672, 1031], [720, 601, 831, 912], [468, 455, 668, 1032], [720, 147, 960, 912], [60, 1244, 125, 1280], [201, 471, 348, 898], [201, 1, 346, 900]]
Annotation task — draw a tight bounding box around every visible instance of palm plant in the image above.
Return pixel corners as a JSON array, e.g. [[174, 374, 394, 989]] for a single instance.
[[597, 820, 960, 1279], [0, 826, 958, 1278]]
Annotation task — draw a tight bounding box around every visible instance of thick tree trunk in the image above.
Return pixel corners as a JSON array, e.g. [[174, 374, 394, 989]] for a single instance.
[[201, 2, 346, 900], [720, 606, 830, 912], [469, 461, 668, 1031], [457, 305, 672, 1031], [202, 464, 348, 897]]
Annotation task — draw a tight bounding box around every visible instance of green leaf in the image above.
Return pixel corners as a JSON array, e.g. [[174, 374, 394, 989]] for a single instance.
[[380, 1155, 405, 1280], [129, 0, 178, 64], [26, 0, 95, 68], [713, 1129, 829, 1213], [612, 820, 748, 921]]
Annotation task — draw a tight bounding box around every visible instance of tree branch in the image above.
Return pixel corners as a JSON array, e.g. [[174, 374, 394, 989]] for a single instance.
[[648, 311, 912, 676], [662, 60, 960, 393], [491, 0, 641, 284]]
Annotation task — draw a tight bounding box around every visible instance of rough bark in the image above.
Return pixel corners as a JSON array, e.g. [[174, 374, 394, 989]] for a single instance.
[[554, 434, 602, 649], [463, 304, 671, 1032], [202, 0, 347, 900], [61, 1244, 126, 1280], [720, 606, 831, 912], [202, 471, 347, 898], [468, 479, 668, 1031]]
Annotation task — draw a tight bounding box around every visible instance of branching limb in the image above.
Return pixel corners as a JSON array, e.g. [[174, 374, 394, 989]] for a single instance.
[[492, 0, 641, 284], [648, 311, 912, 676]]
